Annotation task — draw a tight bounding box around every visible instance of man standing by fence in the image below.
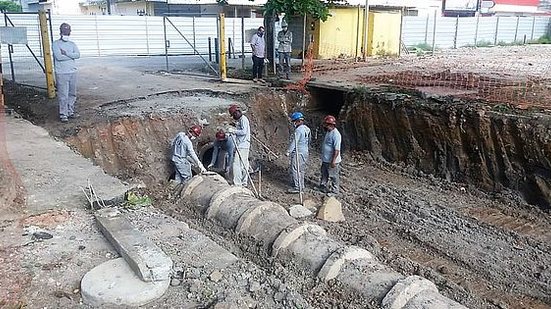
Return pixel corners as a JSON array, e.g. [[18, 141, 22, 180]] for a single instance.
[[277, 20, 292, 80], [250, 26, 266, 83], [52, 23, 80, 123]]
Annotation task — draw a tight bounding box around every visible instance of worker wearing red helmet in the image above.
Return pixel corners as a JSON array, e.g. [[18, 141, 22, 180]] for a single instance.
[[320, 115, 342, 196], [226, 104, 251, 186], [207, 129, 235, 175], [171, 124, 207, 184]]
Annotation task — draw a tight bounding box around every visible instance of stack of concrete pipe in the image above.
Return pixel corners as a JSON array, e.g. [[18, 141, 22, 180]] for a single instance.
[[182, 175, 467, 309]]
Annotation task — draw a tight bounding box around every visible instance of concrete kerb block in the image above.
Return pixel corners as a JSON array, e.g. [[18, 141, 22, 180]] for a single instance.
[[318, 246, 375, 282], [381, 275, 439, 309], [271, 222, 326, 258], [95, 208, 173, 282], [207, 186, 254, 219], [235, 201, 286, 234], [182, 176, 205, 197]]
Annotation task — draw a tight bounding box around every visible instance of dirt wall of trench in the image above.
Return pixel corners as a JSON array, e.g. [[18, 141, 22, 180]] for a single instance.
[[64, 90, 309, 187], [339, 89, 551, 209]]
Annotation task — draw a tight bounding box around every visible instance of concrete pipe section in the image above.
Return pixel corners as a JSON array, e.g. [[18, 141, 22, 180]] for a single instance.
[[182, 175, 467, 308]]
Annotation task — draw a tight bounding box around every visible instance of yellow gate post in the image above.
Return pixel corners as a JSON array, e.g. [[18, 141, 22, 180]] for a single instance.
[[38, 10, 55, 99], [218, 13, 227, 81]]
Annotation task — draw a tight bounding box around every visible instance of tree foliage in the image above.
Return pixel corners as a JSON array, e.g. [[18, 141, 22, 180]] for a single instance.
[[216, 0, 335, 21], [0, 0, 22, 12], [263, 0, 331, 21]]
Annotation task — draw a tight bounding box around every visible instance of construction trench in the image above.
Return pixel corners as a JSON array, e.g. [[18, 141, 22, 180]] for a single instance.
[[14, 84, 551, 308]]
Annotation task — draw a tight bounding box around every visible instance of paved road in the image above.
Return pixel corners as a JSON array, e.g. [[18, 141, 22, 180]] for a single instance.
[[2, 54, 254, 88]]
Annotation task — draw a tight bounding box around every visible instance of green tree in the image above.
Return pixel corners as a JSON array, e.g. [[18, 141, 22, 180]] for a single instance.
[[263, 0, 331, 21], [217, 0, 334, 21], [0, 0, 22, 12]]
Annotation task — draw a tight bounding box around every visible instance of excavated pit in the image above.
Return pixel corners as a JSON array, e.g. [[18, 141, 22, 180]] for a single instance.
[[61, 87, 551, 308]]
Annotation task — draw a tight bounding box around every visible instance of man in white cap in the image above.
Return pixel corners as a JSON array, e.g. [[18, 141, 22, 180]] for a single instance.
[[277, 20, 293, 79], [52, 23, 80, 123]]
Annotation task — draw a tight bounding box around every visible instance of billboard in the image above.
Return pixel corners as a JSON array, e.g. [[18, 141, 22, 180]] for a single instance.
[[443, 0, 478, 11]]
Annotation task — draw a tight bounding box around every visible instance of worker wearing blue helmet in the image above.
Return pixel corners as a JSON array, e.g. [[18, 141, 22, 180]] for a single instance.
[[285, 111, 311, 194]]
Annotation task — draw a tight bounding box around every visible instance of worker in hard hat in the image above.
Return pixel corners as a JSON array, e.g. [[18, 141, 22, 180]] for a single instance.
[[171, 125, 207, 184], [207, 129, 235, 175], [226, 104, 251, 186], [277, 20, 293, 80], [320, 115, 342, 196], [285, 111, 311, 194]]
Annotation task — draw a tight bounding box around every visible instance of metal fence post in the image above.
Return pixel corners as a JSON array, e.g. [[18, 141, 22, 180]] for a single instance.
[[192, 16, 196, 55], [494, 16, 500, 45], [301, 14, 306, 64], [530, 16, 536, 41], [39, 10, 55, 99], [208, 37, 212, 62], [94, 14, 101, 56], [214, 38, 219, 64], [514, 16, 520, 42], [163, 16, 169, 71], [4, 13, 14, 82], [219, 13, 226, 81], [453, 14, 459, 49], [474, 13, 480, 46], [424, 13, 429, 44], [241, 16, 245, 70], [431, 10, 437, 54]]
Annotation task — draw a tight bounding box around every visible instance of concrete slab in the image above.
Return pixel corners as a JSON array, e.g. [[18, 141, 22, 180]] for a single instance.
[[5, 117, 129, 213], [81, 257, 170, 307], [95, 208, 173, 282]]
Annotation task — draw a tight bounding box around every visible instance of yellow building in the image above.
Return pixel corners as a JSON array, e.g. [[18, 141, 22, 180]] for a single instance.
[[309, 6, 403, 59]]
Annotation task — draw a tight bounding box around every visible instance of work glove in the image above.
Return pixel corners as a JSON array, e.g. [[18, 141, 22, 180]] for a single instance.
[[200, 165, 208, 174], [285, 152, 290, 157], [207, 163, 214, 169], [226, 127, 236, 134]]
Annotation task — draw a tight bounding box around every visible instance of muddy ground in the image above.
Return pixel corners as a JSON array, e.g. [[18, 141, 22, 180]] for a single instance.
[[2, 45, 551, 308]]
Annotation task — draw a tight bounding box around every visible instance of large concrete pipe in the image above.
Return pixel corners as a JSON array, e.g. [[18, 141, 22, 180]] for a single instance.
[[182, 175, 466, 309]]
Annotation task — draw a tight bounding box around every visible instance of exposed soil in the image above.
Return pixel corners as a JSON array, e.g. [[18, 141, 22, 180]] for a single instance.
[[17, 84, 548, 309], [4, 46, 551, 308]]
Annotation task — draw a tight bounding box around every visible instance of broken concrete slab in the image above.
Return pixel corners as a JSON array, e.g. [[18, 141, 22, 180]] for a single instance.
[[289, 204, 313, 218], [317, 196, 345, 222], [81, 258, 169, 307], [95, 208, 173, 282], [5, 117, 129, 213]]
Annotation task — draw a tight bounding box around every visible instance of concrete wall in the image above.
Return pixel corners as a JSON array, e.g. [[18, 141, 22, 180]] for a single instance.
[[313, 8, 402, 59], [368, 10, 402, 56], [314, 7, 366, 59]]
